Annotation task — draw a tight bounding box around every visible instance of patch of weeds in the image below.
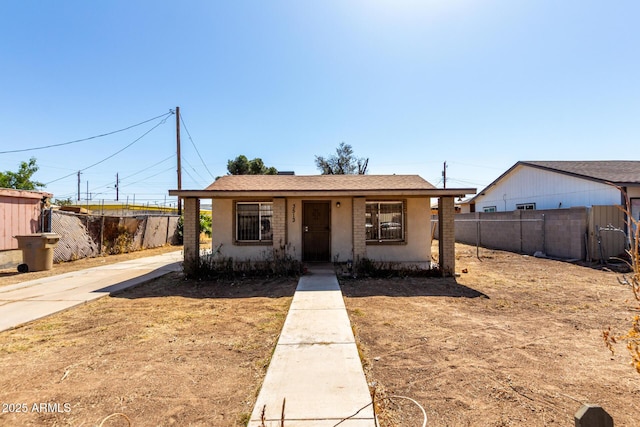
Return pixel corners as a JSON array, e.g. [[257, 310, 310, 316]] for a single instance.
[[348, 257, 442, 279], [34, 321, 62, 331], [106, 226, 135, 254], [238, 412, 251, 426], [351, 308, 365, 317], [186, 242, 302, 280]]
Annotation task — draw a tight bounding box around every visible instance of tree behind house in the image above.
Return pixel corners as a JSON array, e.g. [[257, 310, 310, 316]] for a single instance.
[[315, 142, 368, 174], [0, 158, 45, 190], [226, 155, 277, 175]]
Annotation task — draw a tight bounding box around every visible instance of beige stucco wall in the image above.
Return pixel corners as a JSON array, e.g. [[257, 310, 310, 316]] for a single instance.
[[284, 197, 353, 262], [211, 196, 431, 264], [366, 197, 431, 266], [211, 198, 272, 261]]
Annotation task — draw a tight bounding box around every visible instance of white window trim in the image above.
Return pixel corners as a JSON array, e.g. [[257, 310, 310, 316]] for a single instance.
[[516, 203, 536, 210]]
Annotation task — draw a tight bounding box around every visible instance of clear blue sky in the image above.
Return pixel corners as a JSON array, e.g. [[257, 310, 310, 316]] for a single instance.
[[1, 0, 638, 206]]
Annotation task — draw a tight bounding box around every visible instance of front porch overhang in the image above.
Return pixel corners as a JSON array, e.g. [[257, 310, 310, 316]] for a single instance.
[[170, 187, 475, 277]]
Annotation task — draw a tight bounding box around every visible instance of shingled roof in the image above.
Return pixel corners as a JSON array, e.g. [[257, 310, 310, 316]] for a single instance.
[[170, 174, 476, 198], [522, 161, 640, 184], [206, 174, 436, 191]]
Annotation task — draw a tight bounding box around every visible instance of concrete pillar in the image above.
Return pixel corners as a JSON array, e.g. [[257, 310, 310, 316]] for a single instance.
[[352, 197, 367, 263], [183, 197, 200, 275], [272, 198, 287, 251], [438, 196, 456, 276]]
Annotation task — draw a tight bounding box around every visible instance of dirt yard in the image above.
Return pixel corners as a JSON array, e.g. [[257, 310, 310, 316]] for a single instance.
[[342, 243, 640, 426], [0, 269, 297, 426], [1, 242, 639, 426]]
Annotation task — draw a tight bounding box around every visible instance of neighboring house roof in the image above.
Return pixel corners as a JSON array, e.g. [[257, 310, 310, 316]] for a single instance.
[[469, 160, 640, 203], [0, 188, 53, 199], [522, 161, 640, 185], [170, 174, 476, 198]]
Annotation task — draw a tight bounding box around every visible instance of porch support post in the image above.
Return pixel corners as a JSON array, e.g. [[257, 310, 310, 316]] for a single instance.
[[352, 197, 366, 264], [272, 197, 287, 252], [438, 196, 456, 277], [183, 197, 201, 275]]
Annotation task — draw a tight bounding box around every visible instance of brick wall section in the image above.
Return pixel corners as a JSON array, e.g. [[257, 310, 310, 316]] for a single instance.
[[183, 198, 200, 274], [438, 196, 456, 276], [272, 198, 287, 250], [352, 197, 366, 262]]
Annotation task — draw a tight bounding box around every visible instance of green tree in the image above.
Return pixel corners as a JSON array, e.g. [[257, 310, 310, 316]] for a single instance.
[[226, 155, 277, 175], [53, 197, 74, 206], [314, 142, 368, 175], [0, 157, 45, 190]]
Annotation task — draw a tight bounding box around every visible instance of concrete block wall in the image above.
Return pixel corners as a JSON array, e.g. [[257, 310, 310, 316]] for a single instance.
[[433, 206, 589, 260], [542, 207, 588, 259]]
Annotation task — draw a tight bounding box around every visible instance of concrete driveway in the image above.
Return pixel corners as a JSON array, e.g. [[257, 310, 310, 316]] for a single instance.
[[0, 251, 182, 332]]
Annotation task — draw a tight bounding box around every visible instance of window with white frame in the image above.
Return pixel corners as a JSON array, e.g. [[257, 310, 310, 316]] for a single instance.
[[365, 201, 404, 242], [483, 206, 497, 213], [516, 203, 536, 210], [236, 202, 273, 242]]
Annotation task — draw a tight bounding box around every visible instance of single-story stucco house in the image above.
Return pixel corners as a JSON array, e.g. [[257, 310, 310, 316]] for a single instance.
[[170, 174, 475, 276]]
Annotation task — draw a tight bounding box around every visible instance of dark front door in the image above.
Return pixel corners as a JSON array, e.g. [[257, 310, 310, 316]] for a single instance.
[[303, 201, 331, 262]]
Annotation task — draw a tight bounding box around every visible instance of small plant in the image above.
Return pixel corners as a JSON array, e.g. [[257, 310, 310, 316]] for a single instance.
[[184, 242, 302, 280], [604, 188, 640, 374], [106, 226, 134, 254], [351, 257, 441, 278]]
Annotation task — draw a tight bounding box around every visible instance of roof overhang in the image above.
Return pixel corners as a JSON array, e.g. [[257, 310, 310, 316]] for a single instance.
[[0, 188, 53, 200], [169, 188, 477, 199]]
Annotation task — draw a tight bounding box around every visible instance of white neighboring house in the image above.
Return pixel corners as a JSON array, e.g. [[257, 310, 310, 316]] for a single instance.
[[467, 161, 640, 220]]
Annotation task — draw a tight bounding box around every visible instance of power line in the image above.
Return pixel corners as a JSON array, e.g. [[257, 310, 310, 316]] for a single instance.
[[180, 114, 215, 180], [121, 155, 174, 181], [121, 166, 175, 188], [82, 156, 175, 197], [45, 114, 172, 185], [182, 167, 203, 188], [0, 111, 174, 154], [182, 157, 208, 187]]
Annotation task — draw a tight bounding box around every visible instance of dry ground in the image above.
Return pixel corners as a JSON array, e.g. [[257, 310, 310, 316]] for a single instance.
[[342, 243, 640, 426], [1, 243, 639, 426], [0, 259, 297, 426]]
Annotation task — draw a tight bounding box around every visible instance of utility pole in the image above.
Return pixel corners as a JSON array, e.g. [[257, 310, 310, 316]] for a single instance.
[[442, 161, 447, 189], [77, 171, 81, 201], [115, 172, 119, 201], [176, 106, 182, 216]]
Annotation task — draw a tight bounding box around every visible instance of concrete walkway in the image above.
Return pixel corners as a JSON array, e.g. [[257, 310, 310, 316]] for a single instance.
[[249, 265, 375, 427], [0, 251, 182, 333]]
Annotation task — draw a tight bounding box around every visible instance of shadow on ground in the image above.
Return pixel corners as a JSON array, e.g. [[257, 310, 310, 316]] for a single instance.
[[0, 271, 20, 279], [340, 276, 489, 298], [110, 271, 299, 300]]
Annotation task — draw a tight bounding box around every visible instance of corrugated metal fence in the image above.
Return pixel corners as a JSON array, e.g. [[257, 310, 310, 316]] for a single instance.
[[44, 210, 180, 263]]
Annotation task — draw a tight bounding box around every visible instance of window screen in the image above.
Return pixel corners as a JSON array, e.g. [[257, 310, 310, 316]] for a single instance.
[[236, 202, 273, 241], [366, 201, 404, 241]]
